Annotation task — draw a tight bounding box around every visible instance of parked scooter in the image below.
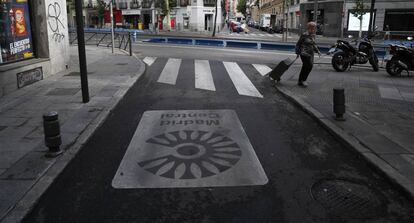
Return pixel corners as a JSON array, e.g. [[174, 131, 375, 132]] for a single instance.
[[328, 32, 379, 72], [386, 37, 414, 76]]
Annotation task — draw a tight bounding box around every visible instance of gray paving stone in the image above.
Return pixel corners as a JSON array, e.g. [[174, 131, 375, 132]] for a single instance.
[[0, 117, 27, 126], [0, 150, 28, 169], [378, 85, 403, 101], [0, 180, 34, 220], [0, 151, 55, 180], [0, 126, 36, 141], [380, 154, 414, 180]]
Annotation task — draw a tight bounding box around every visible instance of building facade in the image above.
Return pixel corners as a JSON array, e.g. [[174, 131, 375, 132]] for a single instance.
[[253, 0, 414, 37], [1, 0, 70, 97]]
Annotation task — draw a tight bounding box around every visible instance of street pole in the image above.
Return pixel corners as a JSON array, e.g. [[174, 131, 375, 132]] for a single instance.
[[110, 1, 115, 53], [74, 0, 89, 103], [341, 0, 346, 39], [313, 0, 318, 23], [368, 0, 376, 35], [282, 0, 285, 42], [166, 0, 171, 31]]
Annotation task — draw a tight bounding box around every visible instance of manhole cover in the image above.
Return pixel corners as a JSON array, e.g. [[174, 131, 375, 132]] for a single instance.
[[46, 88, 79, 96], [311, 179, 386, 219]]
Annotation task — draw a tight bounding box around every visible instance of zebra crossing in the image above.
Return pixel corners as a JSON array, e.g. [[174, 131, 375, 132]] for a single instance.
[[143, 57, 273, 98]]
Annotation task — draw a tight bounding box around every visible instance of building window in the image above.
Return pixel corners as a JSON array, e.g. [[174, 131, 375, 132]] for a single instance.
[[384, 9, 414, 31], [180, 0, 189, 7], [203, 0, 215, 7], [0, 0, 34, 65]]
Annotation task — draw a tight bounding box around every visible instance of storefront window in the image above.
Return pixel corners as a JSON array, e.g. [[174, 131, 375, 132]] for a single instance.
[[0, 0, 34, 64]]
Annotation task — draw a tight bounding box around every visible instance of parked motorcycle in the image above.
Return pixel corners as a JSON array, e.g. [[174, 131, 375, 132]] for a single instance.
[[328, 32, 379, 72], [386, 37, 414, 76]]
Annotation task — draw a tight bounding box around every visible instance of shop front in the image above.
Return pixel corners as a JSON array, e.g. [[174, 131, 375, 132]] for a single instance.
[[0, 0, 34, 65], [0, 0, 70, 97]]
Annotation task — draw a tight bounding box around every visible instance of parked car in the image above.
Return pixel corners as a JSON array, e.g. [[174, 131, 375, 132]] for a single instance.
[[230, 21, 243, 33], [268, 25, 283, 34]]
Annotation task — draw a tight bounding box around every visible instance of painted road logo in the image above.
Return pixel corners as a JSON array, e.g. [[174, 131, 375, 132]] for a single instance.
[[112, 110, 268, 188]]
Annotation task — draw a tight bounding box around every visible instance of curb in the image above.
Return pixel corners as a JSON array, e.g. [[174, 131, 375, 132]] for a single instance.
[[274, 85, 414, 200], [0, 50, 146, 223]]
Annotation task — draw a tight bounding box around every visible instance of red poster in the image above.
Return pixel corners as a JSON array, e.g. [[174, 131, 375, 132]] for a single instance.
[[13, 7, 28, 36]]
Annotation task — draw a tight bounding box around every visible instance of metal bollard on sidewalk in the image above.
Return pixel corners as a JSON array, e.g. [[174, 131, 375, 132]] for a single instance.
[[43, 111, 63, 157], [333, 88, 346, 121]]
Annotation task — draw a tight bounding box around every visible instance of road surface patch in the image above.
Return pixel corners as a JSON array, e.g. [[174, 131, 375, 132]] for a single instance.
[[112, 110, 268, 188]]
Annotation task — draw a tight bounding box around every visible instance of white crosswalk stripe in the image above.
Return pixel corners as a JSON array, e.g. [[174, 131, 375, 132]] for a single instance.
[[143, 57, 157, 66], [157, 58, 182, 85], [253, 64, 272, 76], [195, 60, 216, 91], [223, 62, 263, 98]]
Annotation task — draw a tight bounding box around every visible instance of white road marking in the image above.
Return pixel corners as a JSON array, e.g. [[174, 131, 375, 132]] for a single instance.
[[252, 64, 272, 76], [195, 60, 216, 91], [143, 57, 156, 66], [258, 34, 265, 36], [223, 62, 263, 98], [157, 58, 182, 85], [266, 34, 273, 37]]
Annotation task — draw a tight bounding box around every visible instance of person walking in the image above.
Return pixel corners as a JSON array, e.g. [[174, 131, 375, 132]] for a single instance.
[[295, 22, 321, 87]]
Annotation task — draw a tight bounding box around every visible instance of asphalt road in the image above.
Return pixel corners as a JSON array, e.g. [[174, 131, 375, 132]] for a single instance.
[[23, 44, 414, 223]]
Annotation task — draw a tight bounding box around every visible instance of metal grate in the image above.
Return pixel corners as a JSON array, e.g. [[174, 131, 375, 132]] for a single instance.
[[311, 179, 386, 219], [115, 63, 128, 66]]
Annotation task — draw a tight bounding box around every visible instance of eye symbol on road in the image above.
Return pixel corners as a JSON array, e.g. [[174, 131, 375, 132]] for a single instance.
[[138, 130, 242, 179]]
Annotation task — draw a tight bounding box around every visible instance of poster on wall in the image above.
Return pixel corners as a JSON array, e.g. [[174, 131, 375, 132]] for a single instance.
[[348, 11, 374, 32], [0, 0, 34, 64]]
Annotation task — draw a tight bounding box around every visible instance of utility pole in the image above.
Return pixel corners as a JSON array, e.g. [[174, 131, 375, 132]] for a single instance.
[[110, 0, 115, 53], [368, 0, 376, 35], [74, 0, 89, 103]]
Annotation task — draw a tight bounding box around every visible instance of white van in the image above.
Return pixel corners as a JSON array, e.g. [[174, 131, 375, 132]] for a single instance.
[[260, 14, 271, 31]]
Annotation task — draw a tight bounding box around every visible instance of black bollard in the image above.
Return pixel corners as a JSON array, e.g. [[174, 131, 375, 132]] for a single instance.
[[333, 88, 346, 121], [43, 111, 63, 157]]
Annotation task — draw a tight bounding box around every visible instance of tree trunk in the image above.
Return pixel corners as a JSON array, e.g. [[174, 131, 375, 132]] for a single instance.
[[359, 17, 363, 38], [212, 0, 218, 37]]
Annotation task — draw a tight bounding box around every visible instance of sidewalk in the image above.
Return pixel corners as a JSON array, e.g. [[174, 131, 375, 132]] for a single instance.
[[0, 46, 145, 222], [275, 62, 414, 198]]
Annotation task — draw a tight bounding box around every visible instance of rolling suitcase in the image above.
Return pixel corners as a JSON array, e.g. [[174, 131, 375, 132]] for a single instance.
[[269, 57, 298, 82]]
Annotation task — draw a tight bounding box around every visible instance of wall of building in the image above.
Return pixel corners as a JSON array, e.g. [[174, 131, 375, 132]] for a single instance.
[[0, 0, 70, 97]]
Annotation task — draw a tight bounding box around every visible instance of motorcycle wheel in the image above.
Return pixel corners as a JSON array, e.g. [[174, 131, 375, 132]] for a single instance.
[[369, 54, 379, 72], [386, 58, 403, 76], [332, 52, 349, 72]]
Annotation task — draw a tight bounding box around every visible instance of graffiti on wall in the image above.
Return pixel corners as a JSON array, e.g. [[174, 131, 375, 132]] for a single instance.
[[47, 2, 65, 42]]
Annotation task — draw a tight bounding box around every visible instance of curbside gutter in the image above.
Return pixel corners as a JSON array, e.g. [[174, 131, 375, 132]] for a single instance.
[[0, 52, 146, 223], [274, 85, 414, 201]]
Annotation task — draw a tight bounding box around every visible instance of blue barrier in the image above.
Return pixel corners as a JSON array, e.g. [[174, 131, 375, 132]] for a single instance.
[[195, 39, 224, 47], [143, 37, 387, 57], [167, 38, 193, 45], [226, 41, 258, 49]]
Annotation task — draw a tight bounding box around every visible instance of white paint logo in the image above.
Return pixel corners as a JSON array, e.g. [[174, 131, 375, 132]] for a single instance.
[[139, 130, 242, 179]]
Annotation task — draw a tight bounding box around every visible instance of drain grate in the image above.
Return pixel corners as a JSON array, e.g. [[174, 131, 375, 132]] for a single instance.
[[115, 63, 128, 66], [46, 88, 80, 96], [311, 179, 385, 219]]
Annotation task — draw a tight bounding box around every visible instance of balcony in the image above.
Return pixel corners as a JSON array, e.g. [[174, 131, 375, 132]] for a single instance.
[[118, 2, 128, 9], [130, 1, 140, 9], [142, 0, 152, 8]]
